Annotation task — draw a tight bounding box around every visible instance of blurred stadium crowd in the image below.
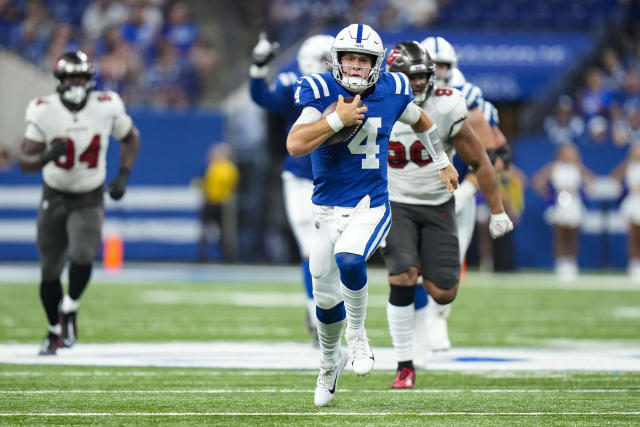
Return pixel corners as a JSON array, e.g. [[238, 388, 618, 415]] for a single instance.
[[544, 41, 640, 149], [0, 0, 215, 108]]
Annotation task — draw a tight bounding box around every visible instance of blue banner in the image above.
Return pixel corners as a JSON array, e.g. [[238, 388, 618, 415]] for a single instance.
[[304, 28, 592, 102]]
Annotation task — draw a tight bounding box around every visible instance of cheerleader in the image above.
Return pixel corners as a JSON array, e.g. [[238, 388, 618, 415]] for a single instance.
[[533, 143, 595, 280]]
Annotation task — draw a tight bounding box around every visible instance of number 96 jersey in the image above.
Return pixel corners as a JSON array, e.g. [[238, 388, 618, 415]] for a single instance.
[[24, 91, 133, 193], [388, 87, 468, 206]]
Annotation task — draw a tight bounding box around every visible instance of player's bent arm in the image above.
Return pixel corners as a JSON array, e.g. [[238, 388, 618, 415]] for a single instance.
[[287, 95, 367, 157], [452, 120, 504, 214], [249, 77, 288, 111], [287, 113, 337, 157], [19, 138, 48, 173], [492, 125, 507, 148], [468, 107, 496, 150], [118, 125, 141, 172]]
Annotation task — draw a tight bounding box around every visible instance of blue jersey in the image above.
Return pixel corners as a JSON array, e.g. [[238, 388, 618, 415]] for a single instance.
[[250, 70, 313, 180], [481, 99, 499, 127], [294, 71, 413, 207], [454, 82, 484, 110]]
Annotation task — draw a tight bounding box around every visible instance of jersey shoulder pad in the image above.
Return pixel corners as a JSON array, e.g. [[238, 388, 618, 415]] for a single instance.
[[294, 72, 333, 107], [380, 71, 411, 96], [457, 82, 484, 109], [91, 90, 126, 112], [434, 87, 468, 117], [25, 93, 57, 123]]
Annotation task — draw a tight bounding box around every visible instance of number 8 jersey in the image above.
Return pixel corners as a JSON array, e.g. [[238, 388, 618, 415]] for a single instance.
[[24, 91, 133, 193], [388, 87, 468, 206], [294, 71, 413, 208]]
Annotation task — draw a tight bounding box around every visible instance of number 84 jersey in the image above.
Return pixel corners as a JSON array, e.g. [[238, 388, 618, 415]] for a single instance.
[[24, 91, 133, 193], [388, 87, 468, 206], [294, 71, 413, 208]]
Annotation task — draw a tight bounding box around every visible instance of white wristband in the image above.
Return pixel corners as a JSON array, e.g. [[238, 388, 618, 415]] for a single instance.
[[326, 111, 344, 133], [416, 124, 450, 169], [249, 64, 269, 78], [432, 152, 450, 170]]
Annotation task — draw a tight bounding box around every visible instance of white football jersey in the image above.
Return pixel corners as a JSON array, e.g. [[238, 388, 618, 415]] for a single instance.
[[388, 87, 468, 205], [24, 91, 133, 193]]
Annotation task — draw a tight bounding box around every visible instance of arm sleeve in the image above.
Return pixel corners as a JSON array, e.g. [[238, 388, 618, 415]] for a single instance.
[[292, 106, 322, 126], [397, 102, 421, 125], [110, 92, 134, 140]]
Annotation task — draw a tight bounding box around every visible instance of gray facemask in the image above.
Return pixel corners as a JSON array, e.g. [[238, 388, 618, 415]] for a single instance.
[[62, 85, 87, 104]]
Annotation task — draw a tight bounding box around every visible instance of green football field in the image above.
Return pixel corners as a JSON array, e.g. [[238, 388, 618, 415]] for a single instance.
[[1, 267, 639, 425]]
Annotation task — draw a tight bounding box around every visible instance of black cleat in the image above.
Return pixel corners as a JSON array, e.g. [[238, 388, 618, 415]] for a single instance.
[[61, 312, 77, 348], [39, 332, 62, 356]]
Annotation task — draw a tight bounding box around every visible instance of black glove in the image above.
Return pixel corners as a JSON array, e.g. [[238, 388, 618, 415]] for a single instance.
[[40, 140, 68, 166], [108, 169, 131, 200], [485, 148, 497, 165], [495, 143, 512, 169], [251, 32, 279, 67]]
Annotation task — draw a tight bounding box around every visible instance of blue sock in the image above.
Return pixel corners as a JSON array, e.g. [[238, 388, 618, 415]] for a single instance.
[[414, 284, 428, 310], [301, 259, 313, 299], [335, 253, 367, 290], [316, 301, 346, 324]]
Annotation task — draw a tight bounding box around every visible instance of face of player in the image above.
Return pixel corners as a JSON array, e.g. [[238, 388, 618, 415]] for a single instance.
[[434, 62, 449, 83], [60, 75, 91, 106], [409, 73, 428, 98], [340, 53, 373, 80]]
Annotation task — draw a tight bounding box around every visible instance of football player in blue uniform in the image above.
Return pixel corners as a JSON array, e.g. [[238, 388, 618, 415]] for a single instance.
[[250, 33, 334, 343], [287, 24, 458, 407]]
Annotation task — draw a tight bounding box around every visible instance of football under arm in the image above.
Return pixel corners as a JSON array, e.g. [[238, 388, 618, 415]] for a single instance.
[[286, 107, 334, 157], [452, 120, 505, 214]]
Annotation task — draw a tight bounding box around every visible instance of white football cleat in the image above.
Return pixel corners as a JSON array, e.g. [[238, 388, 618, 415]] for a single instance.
[[314, 348, 349, 407], [346, 332, 375, 376], [425, 296, 452, 352]]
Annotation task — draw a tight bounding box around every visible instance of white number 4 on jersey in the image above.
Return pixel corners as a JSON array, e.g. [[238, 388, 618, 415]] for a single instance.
[[348, 117, 381, 169]]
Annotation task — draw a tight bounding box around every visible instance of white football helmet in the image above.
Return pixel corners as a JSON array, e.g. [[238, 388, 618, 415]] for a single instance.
[[421, 36, 458, 85], [331, 24, 386, 92], [297, 34, 335, 75], [449, 67, 466, 87]]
